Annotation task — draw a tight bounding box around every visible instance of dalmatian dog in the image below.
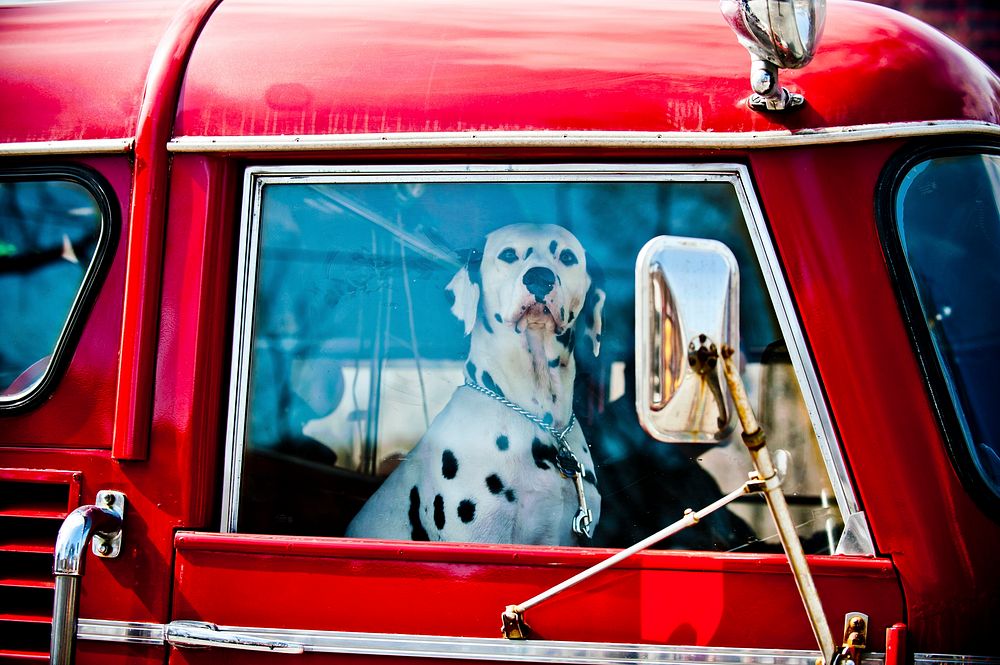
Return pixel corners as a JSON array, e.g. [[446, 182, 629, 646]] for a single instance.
[[346, 223, 605, 546]]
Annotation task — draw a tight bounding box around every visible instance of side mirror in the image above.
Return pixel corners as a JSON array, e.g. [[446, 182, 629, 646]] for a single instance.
[[635, 236, 740, 443]]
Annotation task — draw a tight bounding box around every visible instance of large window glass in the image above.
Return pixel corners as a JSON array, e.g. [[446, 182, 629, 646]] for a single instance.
[[895, 153, 1000, 500], [226, 165, 845, 553], [0, 170, 110, 406]]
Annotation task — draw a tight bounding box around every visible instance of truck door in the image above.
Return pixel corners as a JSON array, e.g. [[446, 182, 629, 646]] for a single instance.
[[164, 162, 902, 663]]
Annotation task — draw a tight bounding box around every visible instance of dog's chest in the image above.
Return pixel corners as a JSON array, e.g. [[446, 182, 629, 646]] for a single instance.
[[426, 397, 600, 545]]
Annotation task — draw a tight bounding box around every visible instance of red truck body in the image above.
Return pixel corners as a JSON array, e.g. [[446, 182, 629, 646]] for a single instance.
[[1, 0, 998, 663]]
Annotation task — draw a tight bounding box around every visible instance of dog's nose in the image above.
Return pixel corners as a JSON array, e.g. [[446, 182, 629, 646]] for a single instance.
[[523, 267, 556, 301]]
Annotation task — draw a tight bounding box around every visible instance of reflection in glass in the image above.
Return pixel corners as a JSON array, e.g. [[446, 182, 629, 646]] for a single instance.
[[236, 175, 841, 552], [0, 179, 102, 400], [897, 154, 1000, 497]]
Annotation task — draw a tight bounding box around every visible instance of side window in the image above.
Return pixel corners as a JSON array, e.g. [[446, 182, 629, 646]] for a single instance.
[[0, 169, 113, 407], [893, 152, 1000, 502], [225, 165, 846, 553]]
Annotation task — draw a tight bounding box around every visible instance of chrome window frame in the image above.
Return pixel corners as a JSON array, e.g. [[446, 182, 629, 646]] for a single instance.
[[221, 163, 865, 552], [0, 166, 118, 411]]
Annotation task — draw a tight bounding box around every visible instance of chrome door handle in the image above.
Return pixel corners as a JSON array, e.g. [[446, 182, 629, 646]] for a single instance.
[[167, 621, 305, 654]]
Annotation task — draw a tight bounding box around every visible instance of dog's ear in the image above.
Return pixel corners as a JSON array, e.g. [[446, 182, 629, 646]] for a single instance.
[[446, 249, 482, 336], [582, 287, 605, 356], [582, 251, 606, 356]]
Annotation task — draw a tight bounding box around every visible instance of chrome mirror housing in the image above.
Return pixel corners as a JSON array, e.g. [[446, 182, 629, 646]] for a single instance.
[[720, 0, 827, 111], [635, 236, 739, 443]]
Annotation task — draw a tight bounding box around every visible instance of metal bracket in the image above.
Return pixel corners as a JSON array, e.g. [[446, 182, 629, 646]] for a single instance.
[[93, 491, 126, 558], [501, 606, 529, 640], [836, 612, 869, 665]]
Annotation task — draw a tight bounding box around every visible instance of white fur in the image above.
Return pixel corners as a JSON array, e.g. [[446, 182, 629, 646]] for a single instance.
[[346, 224, 604, 545]]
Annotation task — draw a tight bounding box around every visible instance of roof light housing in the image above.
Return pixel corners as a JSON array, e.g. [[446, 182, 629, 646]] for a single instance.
[[720, 0, 827, 111]]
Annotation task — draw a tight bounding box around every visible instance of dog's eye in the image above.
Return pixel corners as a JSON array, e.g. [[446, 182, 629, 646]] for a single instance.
[[498, 248, 519, 263], [558, 249, 578, 267]]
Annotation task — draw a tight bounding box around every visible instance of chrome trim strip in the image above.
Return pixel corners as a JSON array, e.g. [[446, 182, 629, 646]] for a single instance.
[[915, 656, 1000, 665], [77, 619, 165, 645], [222, 163, 861, 543], [78, 619, 1000, 664], [169, 121, 1000, 153], [0, 139, 133, 156], [219, 167, 265, 533]]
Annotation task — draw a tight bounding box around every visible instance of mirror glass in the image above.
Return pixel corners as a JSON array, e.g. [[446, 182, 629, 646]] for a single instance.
[[635, 236, 739, 443]]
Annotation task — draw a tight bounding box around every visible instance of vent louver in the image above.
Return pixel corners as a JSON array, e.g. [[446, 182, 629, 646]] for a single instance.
[[0, 469, 80, 663]]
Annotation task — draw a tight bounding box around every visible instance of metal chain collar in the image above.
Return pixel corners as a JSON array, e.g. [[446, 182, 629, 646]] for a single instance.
[[463, 380, 577, 449]]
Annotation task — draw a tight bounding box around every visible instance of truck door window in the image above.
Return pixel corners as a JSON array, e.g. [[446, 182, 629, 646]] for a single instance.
[[894, 152, 1000, 501], [225, 165, 846, 553], [0, 169, 112, 407]]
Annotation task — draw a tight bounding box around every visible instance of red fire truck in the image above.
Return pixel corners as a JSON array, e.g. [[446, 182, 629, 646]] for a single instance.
[[2, 0, 998, 663]]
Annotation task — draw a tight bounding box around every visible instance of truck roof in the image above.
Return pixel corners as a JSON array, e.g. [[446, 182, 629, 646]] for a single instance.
[[2, 0, 999, 146]]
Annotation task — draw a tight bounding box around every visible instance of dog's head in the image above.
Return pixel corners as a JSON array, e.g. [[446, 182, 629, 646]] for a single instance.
[[447, 224, 605, 355]]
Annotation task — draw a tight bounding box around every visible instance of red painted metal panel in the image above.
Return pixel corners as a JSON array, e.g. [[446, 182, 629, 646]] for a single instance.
[[1, 157, 130, 449], [0, 1, 181, 144], [113, 0, 224, 461], [749, 142, 1000, 654], [175, 0, 1000, 140], [0, 154, 235, 634], [172, 532, 903, 652]]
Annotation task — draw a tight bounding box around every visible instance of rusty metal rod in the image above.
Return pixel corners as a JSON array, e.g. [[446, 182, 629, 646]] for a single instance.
[[721, 345, 836, 664], [502, 477, 760, 638]]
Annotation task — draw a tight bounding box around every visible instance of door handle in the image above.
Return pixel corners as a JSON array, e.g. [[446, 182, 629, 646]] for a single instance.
[[166, 621, 305, 654]]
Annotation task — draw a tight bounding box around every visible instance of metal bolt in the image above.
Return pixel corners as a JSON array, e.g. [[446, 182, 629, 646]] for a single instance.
[[849, 615, 866, 632], [97, 541, 112, 556], [103, 493, 116, 507]]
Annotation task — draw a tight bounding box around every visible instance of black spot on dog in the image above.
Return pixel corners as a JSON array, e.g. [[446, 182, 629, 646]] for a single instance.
[[560, 306, 565, 320], [409, 486, 429, 541], [486, 474, 503, 494], [583, 468, 598, 488], [433, 494, 446, 530], [465, 361, 477, 382], [525, 247, 534, 258], [481, 371, 504, 398], [498, 247, 518, 263], [494, 313, 503, 324], [542, 412, 553, 425], [549, 240, 558, 255], [556, 328, 575, 352], [567, 310, 575, 323], [548, 358, 560, 368], [458, 499, 476, 523], [532, 437, 557, 470], [496, 435, 509, 451], [481, 308, 494, 334], [442, 450, 458, 479], [485, 474, 518, 503]]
